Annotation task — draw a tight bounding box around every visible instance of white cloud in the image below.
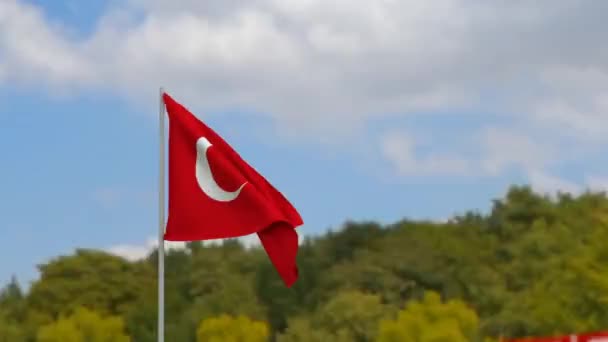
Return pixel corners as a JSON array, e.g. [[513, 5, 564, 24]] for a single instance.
[[0, 1, 94, 86], [3, 0, 608, 190], [478, 127, 580, 194], [585, 176, 608, 192], [532, 102, 608, 145], [106, 227, 313, 261], [479, 127, 557, 176], [107, 237, 187, 261], [232, 234, 263, 249], [527, 170, 581, 196], [3, 0, 608, 132], [379, 127, 552, 178], [380, 131, 470, 176], [106, 234, 263, 261], [379, 126, 587, 195]]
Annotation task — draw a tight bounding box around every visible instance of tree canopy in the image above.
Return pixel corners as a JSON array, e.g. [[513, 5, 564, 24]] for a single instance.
[[2, 185, 608, 341]]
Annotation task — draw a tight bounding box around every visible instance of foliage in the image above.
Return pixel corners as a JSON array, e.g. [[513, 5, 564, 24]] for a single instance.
[[195, 314, 268, 342], [3, 186, 608, 340], [0, 278, 27, 341], [276, 318, 352, 342], [278, 290, 392, 342], [376, 291, 481, 342], [36, 307, 130, 342], [27, 250, 152, 319], [0, 310, 26, 342]]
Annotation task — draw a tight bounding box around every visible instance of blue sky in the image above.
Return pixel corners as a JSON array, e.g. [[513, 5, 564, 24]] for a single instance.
[[1, 84, 507, 288], [2, 0, 608, 289]]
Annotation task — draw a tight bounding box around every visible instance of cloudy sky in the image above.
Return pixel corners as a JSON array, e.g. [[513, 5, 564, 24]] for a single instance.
[[2, 0, 608, 288]]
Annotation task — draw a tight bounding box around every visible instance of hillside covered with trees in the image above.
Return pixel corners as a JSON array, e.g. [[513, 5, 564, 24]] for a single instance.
[[2, 185, 608, 341]]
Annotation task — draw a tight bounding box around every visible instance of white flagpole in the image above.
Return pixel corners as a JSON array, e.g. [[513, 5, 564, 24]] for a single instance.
[[158, 87, 166, 342]]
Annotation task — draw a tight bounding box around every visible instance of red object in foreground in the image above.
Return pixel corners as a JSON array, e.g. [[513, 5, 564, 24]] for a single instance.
[[505, 331, 608, 342], [506, 337, 569, 342], [162, 92, 303, 287], [579, 332, 608, 341]]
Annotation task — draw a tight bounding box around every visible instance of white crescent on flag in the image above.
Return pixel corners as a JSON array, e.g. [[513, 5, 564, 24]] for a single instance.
[[195, 137, 247, 202]]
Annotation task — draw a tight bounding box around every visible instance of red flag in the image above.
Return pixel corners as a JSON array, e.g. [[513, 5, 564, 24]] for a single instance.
[[162, 92, 303, 287]]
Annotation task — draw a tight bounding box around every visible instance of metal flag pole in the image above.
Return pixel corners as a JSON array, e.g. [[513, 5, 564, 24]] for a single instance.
[[158, 87, 166, 342]]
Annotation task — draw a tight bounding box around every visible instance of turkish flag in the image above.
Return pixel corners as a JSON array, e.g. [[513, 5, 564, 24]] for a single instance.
[[162, 92, 303, 287]]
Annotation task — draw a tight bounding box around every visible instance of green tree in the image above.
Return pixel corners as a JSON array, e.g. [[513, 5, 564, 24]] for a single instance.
[[196, 314, 268, 342], [0, 310, 26, 342], [0, 276, 24, 319], [376, 291, 482, 342], [28, 249, 153, 320], [5, 185, 608, 341], [278, 290, 392, 342], [36, 307, 130, 342], [479, 188, 608, 338], [276, 318, 352, 342], [0, 277, 27, 341], [133, 248, 198, 342]]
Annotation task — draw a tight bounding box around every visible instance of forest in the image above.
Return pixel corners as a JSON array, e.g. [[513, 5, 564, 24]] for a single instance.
[[1, 185, 608, 341]]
